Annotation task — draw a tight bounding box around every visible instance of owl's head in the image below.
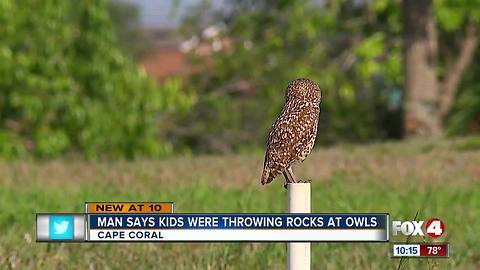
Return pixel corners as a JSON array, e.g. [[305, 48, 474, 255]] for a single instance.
[[285, 78, 321, 105]]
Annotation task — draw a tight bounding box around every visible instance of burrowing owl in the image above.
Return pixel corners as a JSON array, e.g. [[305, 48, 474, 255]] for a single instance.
[[261, 78, 321, 187]]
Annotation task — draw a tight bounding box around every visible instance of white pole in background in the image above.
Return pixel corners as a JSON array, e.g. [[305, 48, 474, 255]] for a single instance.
[[287, 183, 311, 270]]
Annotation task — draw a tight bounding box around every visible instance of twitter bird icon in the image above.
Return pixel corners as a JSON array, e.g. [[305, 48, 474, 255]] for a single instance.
[[49, 216, 74, 240]]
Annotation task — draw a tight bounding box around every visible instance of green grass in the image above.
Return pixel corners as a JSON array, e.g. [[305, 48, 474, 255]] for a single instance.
[[0, 138, 479, 269]]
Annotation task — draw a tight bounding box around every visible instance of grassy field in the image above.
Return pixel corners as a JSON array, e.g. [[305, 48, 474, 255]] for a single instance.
[[0, 138, 479, 269]]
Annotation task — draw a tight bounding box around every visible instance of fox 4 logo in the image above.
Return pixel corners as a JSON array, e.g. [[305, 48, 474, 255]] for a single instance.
[[392, 218, 445, 238]]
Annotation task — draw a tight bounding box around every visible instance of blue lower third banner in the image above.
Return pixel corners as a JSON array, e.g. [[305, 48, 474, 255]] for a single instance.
[[87, 213, 389, 242]]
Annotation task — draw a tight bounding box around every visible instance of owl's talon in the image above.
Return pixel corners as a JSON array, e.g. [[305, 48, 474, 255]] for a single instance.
[[284, 182, 288, 190], [296, 179, 311, 183]]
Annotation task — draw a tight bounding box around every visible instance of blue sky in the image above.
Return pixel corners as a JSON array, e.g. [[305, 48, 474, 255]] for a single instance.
[[121, 0, 223, 28]]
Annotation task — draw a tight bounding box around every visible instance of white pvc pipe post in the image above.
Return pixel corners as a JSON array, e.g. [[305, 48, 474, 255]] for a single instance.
[[287, 183, 311, 270]]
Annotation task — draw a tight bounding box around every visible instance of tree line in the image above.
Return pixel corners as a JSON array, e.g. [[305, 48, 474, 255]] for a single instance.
[[0, 0, 479, 159]]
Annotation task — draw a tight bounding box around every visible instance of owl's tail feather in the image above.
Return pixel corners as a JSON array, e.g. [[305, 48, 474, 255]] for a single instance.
[[261, 168, 271, 185], [261, 168, 280, 185]]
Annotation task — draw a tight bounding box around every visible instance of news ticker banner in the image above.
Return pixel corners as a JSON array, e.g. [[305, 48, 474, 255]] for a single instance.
[[392, 243, 449, 258], [36, 202, 389, 242], [87, 213, 389, 242]]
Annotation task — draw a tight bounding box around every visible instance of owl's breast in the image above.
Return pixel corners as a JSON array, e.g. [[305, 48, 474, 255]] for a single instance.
[[295, 106, 319, 162]]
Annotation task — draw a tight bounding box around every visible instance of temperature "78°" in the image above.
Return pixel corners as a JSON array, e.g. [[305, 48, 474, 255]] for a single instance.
[[419, 243, 449, 257], [427, 246, 441, 255]]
